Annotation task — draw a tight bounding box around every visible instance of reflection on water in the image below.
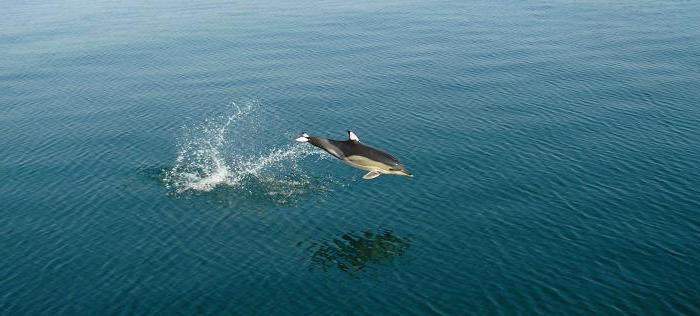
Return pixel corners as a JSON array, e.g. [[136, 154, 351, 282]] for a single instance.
[[310, 230, 410, 273]]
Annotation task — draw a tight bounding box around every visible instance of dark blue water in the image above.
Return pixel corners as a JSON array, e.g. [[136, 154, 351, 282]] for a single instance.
[[2, 0, 700, 314]]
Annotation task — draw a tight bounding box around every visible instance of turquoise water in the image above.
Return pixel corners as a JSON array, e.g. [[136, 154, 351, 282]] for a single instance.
[[2, 0, 700, 314]]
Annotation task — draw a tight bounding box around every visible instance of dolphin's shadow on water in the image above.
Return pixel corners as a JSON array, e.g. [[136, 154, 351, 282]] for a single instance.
[[309, 230, 411, 274]]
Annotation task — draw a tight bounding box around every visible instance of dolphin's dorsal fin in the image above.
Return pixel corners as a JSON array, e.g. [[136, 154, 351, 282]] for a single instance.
[[363, 170, 381, 180], [348, 131, 360, 143]]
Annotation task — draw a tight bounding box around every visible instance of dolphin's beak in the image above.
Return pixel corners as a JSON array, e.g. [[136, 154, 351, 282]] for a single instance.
[[401, 170, 413, 177]]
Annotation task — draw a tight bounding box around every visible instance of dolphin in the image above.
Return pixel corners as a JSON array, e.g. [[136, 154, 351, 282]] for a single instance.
[[295, 131, 412, 180]]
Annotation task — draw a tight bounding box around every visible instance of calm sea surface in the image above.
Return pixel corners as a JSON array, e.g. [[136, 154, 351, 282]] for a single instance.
[[2, 0, 700, 314]]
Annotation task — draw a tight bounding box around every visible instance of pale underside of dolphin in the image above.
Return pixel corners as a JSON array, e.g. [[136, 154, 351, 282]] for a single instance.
[[295, 131, 412, 180]]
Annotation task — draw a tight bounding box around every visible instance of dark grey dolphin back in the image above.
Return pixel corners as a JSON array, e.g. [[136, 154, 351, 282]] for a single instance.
[[329, 140, 403, 169], [307, 137, 345, 159], [307, 135, 404, 170]]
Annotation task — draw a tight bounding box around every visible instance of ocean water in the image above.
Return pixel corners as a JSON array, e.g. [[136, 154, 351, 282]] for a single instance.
[[2, 0, 700, 314]]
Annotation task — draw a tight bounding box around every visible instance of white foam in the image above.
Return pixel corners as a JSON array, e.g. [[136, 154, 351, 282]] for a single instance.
[[163, 102, 321, 194]]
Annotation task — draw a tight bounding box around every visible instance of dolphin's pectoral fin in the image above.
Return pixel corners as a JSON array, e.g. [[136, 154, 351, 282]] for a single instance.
[[362, 171, 381, 180]]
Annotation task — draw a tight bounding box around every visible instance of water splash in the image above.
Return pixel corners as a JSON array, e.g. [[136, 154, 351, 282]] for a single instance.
[[163, 102, 323, 197]]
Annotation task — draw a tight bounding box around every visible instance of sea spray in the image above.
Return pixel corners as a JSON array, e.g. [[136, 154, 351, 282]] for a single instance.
[[163, 102, 323, 195]]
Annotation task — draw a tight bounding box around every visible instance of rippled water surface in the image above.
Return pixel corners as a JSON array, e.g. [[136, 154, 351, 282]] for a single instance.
[[2, 0, 700, 314]]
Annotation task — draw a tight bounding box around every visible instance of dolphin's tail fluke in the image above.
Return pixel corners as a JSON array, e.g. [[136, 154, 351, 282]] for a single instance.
[[295, 132, 310, 142]]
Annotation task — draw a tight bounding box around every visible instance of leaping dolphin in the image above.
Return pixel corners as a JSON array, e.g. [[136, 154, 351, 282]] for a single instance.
[[295, 131, 412, 180]]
